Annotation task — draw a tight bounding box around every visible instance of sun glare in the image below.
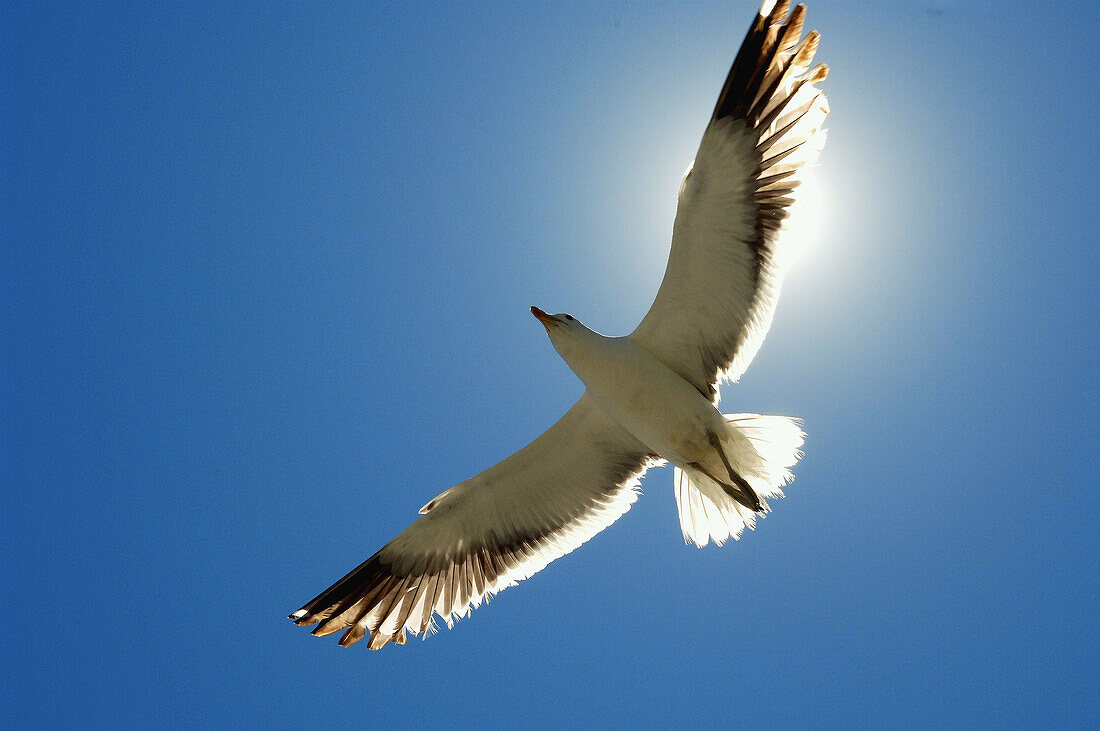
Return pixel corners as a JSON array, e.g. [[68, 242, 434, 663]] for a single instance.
[[780, 168, 830, 270]]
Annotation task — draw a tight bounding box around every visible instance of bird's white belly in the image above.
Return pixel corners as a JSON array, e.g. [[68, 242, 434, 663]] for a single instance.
[[562, 336, 724, 464]]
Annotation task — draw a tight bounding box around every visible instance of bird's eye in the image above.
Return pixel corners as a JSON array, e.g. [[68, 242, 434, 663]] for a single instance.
[[565, 315, 573, 321]]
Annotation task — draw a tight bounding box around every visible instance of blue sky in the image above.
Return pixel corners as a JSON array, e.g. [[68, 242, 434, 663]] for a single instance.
[[3, 1, 1098, 726]]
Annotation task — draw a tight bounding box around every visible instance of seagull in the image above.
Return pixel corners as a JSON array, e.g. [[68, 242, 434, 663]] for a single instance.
[[290, 0, 829, 650]]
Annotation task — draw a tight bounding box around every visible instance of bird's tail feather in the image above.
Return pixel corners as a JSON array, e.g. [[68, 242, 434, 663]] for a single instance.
[[674, 413, 804, 547]]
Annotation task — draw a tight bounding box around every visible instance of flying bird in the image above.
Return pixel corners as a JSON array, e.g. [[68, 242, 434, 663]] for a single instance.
[[290, 0, 829, 650]]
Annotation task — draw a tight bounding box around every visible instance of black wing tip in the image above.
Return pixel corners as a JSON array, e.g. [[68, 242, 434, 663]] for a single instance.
[[288, 609, 315, 625], [713, 0, 824, 124]]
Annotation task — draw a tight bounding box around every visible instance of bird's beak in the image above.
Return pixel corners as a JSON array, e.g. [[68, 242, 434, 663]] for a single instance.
[[530, 306, 560, 331]]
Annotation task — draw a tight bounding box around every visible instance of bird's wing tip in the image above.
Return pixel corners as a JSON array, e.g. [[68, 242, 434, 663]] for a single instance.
[[289, 609, 313, 624]]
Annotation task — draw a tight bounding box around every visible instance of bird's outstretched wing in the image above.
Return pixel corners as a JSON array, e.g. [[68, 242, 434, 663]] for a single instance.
[[290, 395, 656, 649], [631, 0, 829, 402]]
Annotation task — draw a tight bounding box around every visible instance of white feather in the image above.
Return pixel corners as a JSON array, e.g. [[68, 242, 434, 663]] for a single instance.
[[675, 413, 805, 547]]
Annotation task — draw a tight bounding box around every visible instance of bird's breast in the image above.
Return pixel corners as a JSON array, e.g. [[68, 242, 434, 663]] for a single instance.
[[561, 336, 721, 463]]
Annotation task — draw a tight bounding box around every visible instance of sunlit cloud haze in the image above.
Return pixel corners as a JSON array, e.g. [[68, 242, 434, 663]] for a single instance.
[[3, 1, 1097, 726]]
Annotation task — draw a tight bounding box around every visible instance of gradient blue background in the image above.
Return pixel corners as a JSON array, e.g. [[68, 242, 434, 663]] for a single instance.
[[4, 1, 1098, 726]]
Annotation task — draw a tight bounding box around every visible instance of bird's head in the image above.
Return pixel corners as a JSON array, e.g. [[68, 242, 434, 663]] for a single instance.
[[530, 306, 606, 377], [531, 305, 597, 348], [530, 305, 582, 334]]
